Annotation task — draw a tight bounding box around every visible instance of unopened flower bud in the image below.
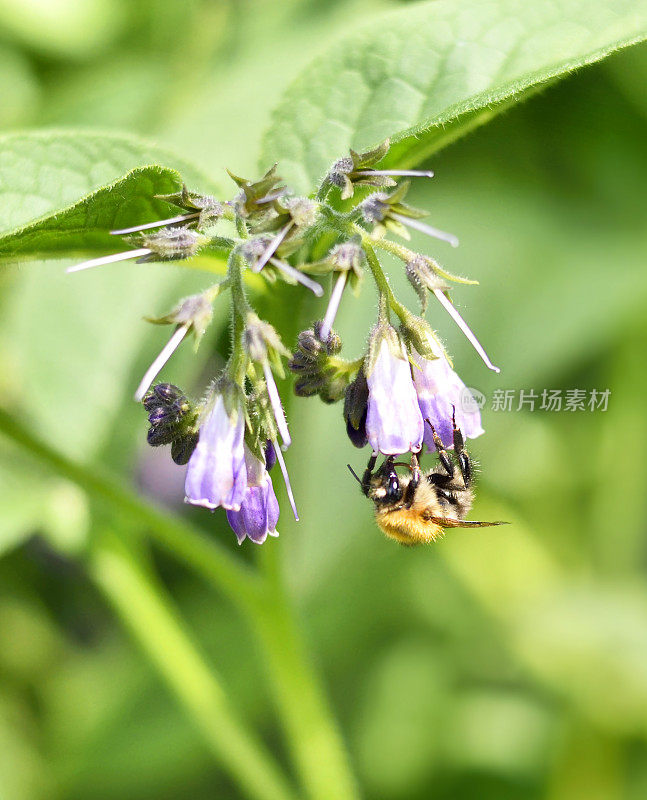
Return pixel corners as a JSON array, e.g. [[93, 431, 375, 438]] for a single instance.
[[143, 382, 184, 410], [228, 164, 284, 218], [313, 321, 342, 355], [294, 374, 327, 397], [143, 383, 198, 454], [146, 291, 214, 346], [288, 350, 317, 373], [155, 184, 224, 229], [138, 225, 205, 261], [171, 432, 199, 465], [344, 370, 369, 448], [297, 328, 324, 358]]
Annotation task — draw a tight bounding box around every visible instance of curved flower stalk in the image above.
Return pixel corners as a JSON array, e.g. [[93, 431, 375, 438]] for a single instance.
[[62, 138, 498, 543]]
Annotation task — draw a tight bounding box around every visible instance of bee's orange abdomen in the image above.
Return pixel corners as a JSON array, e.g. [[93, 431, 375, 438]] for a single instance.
[[375, 508, 445, 546]]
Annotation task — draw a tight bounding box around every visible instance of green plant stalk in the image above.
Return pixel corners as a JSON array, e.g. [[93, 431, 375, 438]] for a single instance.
[[252, 579, 362, 800], [360, 238, 409, 323], [89, 533, 299, 800]]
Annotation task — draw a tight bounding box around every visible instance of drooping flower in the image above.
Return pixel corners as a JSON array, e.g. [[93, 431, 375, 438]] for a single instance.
[[184, 385, 247, 510], [226, 445, 280, 545], [365, 326, 424, 455], [411, 347, 484, 450]]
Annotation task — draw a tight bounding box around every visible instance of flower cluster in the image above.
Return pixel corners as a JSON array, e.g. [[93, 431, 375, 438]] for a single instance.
[[67, 139, 498, 545]]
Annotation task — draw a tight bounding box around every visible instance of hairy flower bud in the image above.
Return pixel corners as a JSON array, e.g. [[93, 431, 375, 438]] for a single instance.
[[360, 182, 458, 247], [228, 164, 285, 219], [344, 369, 369, 449], [143, 383, 198, 456], [136, 225, 205, 262], [326, 140, 393, 199], [155, 184, 224, 230], [146, 290, 215, 348]]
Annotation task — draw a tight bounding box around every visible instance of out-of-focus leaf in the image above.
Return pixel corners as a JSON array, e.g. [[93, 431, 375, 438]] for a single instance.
[[353, 640, 447, 795], [163, 0, 393, 178], [261, 0, 647, 190], [0, 0, 125, 60], [514, 585, 647, 736], [0, 47, 40, 127]]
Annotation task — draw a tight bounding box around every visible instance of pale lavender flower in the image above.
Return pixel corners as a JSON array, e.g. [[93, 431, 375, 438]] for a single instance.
[[184, 391, 247, 510], [226, 445, 280, 545], [411, 348, 484, 450], [365, 334, 424, 455]]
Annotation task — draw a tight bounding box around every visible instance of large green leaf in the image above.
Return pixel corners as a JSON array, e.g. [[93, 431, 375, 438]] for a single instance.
[[261, 0, 647, 190], [0, 166, 187, 262], [0, 130, 214, 238]]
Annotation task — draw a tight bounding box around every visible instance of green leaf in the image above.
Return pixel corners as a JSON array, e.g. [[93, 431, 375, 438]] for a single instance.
[[0, 130, 215, 239], [0, 166, 188, 263], [261, 0, 647, 191]]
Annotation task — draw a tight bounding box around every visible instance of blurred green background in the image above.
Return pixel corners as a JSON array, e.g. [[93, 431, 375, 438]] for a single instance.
[[1, 1, 647, 799]]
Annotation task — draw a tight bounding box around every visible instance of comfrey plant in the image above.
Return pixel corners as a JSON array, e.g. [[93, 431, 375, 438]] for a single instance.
[[68, 140, 498, 544]]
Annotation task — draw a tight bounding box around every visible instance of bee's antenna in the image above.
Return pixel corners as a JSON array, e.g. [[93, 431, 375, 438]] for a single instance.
[[347, 464, 362, 485]]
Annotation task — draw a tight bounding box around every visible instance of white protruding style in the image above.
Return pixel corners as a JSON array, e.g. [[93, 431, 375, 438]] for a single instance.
[[134, 325, 189, 403], [66, 248, 151, 273], [390, 212, 459, 248], [319, 271, 347, 342], [433, 289, 500, 373]]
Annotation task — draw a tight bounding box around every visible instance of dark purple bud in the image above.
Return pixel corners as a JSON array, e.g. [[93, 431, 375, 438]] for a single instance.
[[346, 410, 368, 448], [264, 440, 277, 471], [145, 383, 184, 407], [288, 351, 317, 373], [298, 328, 324, 357], [147, 425, 177, 447], [148, 406, 179, 427], [313, 321, 342, 355], [294, 374, 326, 397], [171, 433, 199, 465], [344, 370, 369, 447]]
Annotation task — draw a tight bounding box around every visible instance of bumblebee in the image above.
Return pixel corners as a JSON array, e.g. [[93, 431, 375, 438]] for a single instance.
[[349, 415, 505, 545]]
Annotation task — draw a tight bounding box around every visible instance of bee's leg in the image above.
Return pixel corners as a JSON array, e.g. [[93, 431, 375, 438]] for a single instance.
[[451, 406, 472, 488], [360, 452, 378, 496], [425, 419, 455, 478], [403, 451, 422, 508]]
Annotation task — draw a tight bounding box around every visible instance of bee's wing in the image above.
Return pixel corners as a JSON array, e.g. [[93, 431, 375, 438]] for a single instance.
[[427, 517, 508, 529]]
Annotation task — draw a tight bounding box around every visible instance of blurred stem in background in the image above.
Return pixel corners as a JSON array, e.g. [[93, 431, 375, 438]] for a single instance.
[[89, 531, 299, 800], [0, 408, 360, 799], [254, 545, 360, 800]]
